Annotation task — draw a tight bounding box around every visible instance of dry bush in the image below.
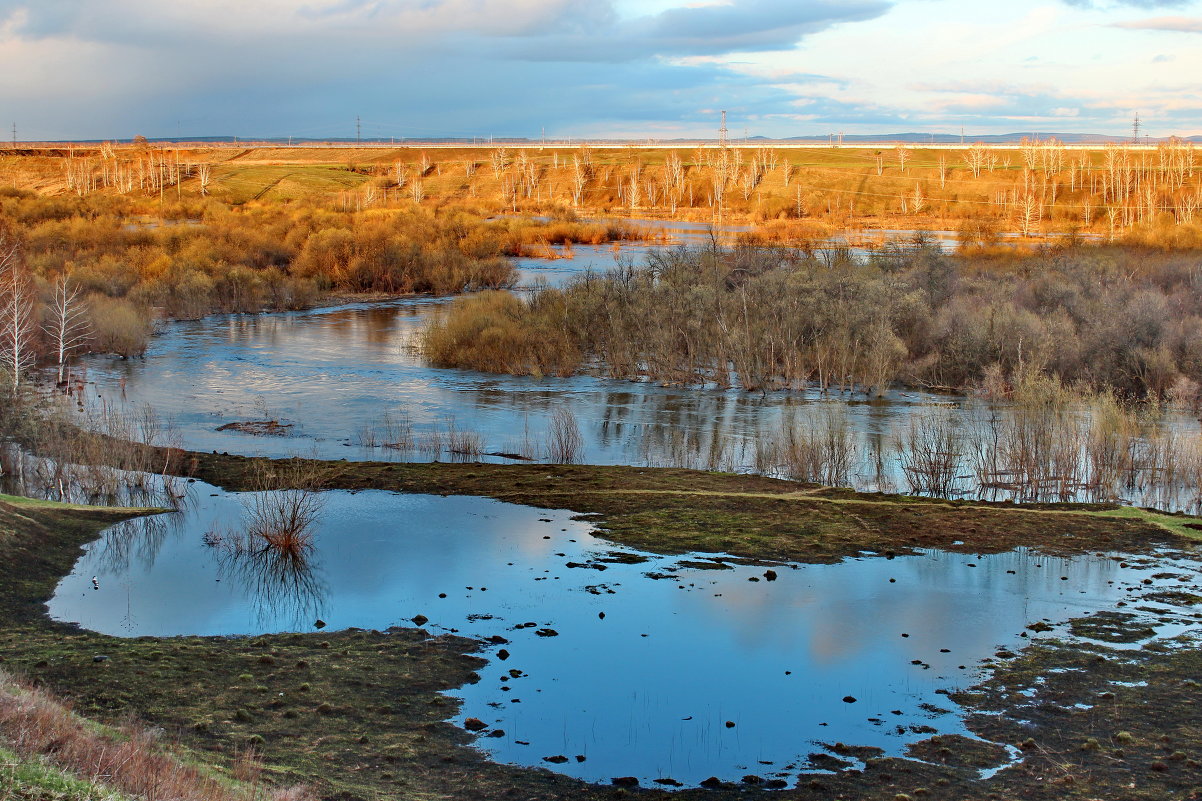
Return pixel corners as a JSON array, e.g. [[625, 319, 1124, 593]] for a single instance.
[[86, 295, 151, 358], [243, 458, 326, 556], [546, 405, 583, 464], [422, 291, 580, 377], [896, 407, 965, 495], [776, 405, 858, 486]]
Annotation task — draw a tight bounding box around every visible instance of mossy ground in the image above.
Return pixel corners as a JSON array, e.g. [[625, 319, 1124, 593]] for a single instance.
[[2, 456, 1201, 800]]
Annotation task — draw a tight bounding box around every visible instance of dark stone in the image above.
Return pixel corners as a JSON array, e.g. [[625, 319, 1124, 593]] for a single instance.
[[411, 615, 428, 627], [763, 570, 777, 581], [543, 755, 569, 764], [92, 655, 109, 663], [497, 649, 510, 660], [611, 777, 639, 787], [463, 718, 488, 731], [843, 696, 857, 703], [700, 777, 725, 789], [725, 720, 736, 728], [535, 628, 559, 637], [313, 619, 326, 629]]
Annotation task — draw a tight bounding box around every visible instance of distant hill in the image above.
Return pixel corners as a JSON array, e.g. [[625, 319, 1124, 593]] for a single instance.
[[22, 132, 1202, 146], [772, 132, 1196, 145]]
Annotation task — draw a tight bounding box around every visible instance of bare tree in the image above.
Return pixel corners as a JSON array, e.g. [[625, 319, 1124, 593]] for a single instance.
[[196, 162, 212, 196], [896, 145, 911, 174], [44, 276, 91, 383], [911, 182, 926, 214], [571, 155, 588, 207], [490, 147, 508, 177], [0, 235, 36, 392], [1018, 192, 1039, 236], [965, 144, 987, 178]]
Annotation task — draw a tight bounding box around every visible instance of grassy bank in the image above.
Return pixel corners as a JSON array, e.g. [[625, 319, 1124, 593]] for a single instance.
[[1, 458, 1200, 800], [183, 452, 1200, 561]]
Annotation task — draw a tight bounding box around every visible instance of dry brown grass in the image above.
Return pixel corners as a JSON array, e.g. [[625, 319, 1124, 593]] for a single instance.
[[0, 670, 313, 801]]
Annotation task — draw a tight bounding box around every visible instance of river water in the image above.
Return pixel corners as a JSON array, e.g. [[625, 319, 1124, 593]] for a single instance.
[[70, 229, 1199, 510]]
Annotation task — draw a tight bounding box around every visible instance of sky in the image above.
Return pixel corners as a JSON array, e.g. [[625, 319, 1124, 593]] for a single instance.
[[1, 0, 1200, 140]]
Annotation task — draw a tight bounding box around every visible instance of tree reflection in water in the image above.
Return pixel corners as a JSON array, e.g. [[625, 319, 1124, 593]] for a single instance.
[[212, 531, 328, 630], [93, 514, 173, 574]]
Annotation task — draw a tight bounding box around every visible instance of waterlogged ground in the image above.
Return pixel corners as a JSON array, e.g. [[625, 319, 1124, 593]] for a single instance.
[[47, 483, 1201, 787], [69, 225, 1200, 511]]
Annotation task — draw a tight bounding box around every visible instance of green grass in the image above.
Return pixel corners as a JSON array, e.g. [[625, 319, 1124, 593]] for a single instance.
[[1093, 506, 1202, 541], [0, 745, 131, 801], [209, 164, 370, 204], [0, 493, 168, 514]]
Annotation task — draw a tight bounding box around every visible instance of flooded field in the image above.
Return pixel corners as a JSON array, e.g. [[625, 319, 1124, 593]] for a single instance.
[[47, 482, 1201, 786]]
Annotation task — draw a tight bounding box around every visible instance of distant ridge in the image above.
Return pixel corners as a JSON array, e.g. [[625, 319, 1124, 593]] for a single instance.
[[773, 132, 1198, 145], [16, 132, 1202, 145]]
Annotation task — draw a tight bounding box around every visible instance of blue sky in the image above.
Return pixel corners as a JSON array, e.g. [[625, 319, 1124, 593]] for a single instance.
[[1, 0, 1199, 140]]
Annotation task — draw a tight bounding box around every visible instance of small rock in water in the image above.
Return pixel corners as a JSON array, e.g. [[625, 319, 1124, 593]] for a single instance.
[[411, 615, 429, 627], [843, 696, 857, 703], [611, 777, 639, 788], [487, 729, 505, 738], [598, 612, 605, 620], [313, 619, 326, 629], [463, 718, 487, 732], [725, 720, 736, 728], [764, 570, 777, 581], [543, 755, 569, 764], [496, 649, 510, 660], [535, 628, 558, 637], [575, 754, 587, 762]]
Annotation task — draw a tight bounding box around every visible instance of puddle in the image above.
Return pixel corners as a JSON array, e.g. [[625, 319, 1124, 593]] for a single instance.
[[46, 482, 1198, 787]]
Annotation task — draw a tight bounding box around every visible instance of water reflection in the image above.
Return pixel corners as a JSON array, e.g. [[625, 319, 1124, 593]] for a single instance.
[[47, 482, 1201, 787], [67, 234, 1200, 512], [214, 544, 328, 631]]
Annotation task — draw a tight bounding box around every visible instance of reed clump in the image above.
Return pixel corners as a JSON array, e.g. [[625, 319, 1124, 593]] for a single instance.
[[423, 291, 580, 377]]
